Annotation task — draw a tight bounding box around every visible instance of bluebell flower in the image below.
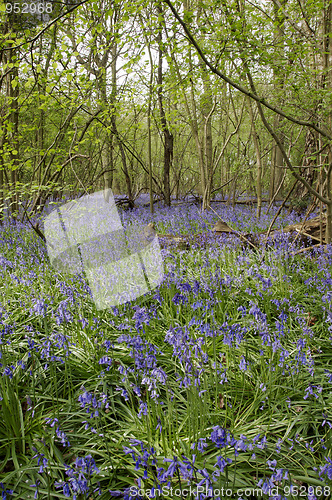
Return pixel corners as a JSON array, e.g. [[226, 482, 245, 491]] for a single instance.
[[56, 426, 70, 447], [54, 300, 72, 324], [257, 477, 274, 495], [98, 356, 112, 371], [239, 356, 248, 372], [137, 401, 148, 418], [78, 389, 104, 417], [30, 479, 41, 499], [54, 481, 71, 498], [303, 385, 322, 400], [324, 370, 332, 383], [237, 305, 246, 316], [0, 483, 14, 499], [267, 459, 277, 470], [132, 307, 150, 331], [32, 452, 48, 473], [162, 456, 179, 479], [2, 366, 14, 379], [55, 454, 98, 499], [255, 435, 267, 449], [210, 426, 233, 449], [45, 417, 58, 427], [156, 418, 162, 433], [197, 467, 212, 488], [213, 455, 232, 475], [322, 412, 332, 429], [275, 438, 283, 453], [74, 454, 99, 475], [197, 438, 207, 453], [110, 486, 142, 499], [235, 435, 248, 452], [30, 298, 48, 317]]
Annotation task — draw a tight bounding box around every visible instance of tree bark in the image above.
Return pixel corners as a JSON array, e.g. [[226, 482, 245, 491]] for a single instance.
[[322, 0, 332, 242], [147, 42, 154, 214], [156, 3, 173, 207], [200, 66, 214, 210], [247, 97, 263, 217]]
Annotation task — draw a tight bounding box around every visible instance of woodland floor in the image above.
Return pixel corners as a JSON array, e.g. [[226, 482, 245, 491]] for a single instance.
[[0, 197, 331, 500]]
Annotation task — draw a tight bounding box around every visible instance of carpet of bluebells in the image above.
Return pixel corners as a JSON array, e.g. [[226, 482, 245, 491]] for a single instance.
[[0, 198, 332, 500]]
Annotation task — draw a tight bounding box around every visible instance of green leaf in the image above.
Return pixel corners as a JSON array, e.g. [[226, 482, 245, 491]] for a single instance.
[[183, 10, 194, 24]]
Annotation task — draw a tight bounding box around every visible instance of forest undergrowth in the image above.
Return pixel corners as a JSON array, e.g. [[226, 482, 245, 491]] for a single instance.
[[0, 201, 331, 500]]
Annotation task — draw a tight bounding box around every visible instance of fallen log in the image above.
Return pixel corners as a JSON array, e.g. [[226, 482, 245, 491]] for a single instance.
[[144, 223, 190, 250], [277, 214, 326, 244], [210, 198, 282, 205], [145, 212, 327, 254], [158, 235, 190, 250]]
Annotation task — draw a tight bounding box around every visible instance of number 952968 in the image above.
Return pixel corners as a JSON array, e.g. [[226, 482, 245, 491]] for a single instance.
[[5, 2, 53, 14]]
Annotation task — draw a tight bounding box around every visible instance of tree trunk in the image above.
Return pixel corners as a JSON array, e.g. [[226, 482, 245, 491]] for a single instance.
[[6, 47, 19, 218], [147, 43, 154, 214], [1, 20, 19, 220], [0, 141, 4, 224], [111, 115, 134, 208], [291, 129, 318, 213], [269, 0, 286, 203], [270, 117, 284, 203], [201, 66, 214, 210], [323, 0, 332, 242], [156, 3, 173, 207], [9, 56, 19, 217], [247, 97, 262, 217]]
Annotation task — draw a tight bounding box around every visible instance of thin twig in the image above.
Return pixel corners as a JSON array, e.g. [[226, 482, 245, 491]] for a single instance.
[[21, 203, 46, 243], [291, 244, 322, 256]]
